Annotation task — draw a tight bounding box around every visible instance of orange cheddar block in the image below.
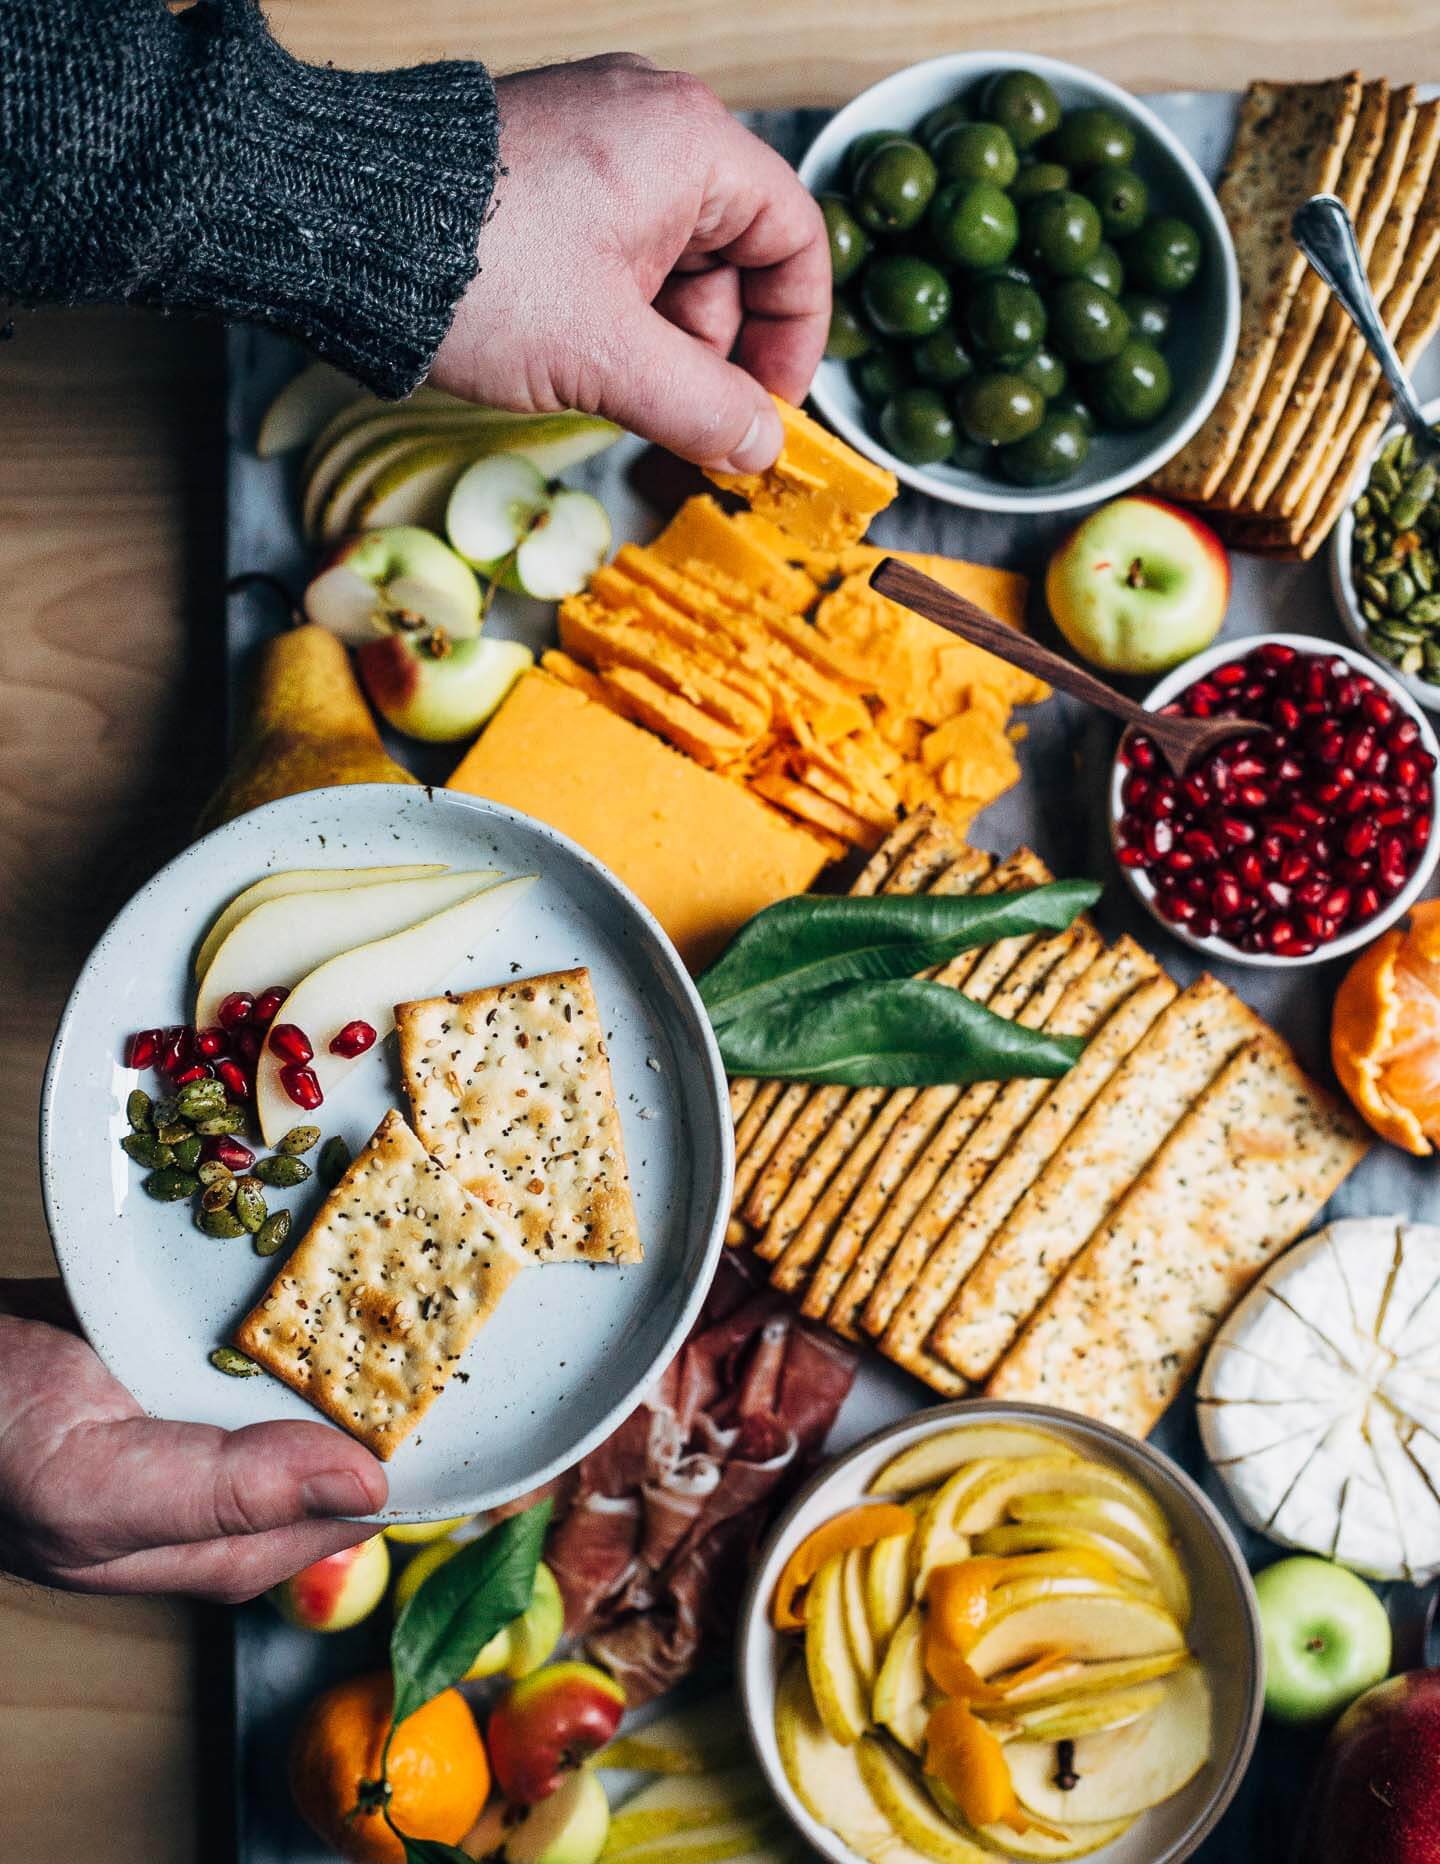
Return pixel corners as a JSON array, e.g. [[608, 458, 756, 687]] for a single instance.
[[705, 397, 897, 551], [650, 496, 818, 609], [447, 671, 826, 970], [557, 596, 772, 739]]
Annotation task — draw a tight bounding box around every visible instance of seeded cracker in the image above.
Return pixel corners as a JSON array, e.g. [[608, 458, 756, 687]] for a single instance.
[[234, 1110, 527, 1459], [396, 967, 641, 1264]]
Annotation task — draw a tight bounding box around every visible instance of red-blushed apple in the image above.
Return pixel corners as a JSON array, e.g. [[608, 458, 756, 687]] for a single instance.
[[1045, 494, 1230, 675], [357, 627, 533, 742], [1294, 1670, 1440, 1863], [394, 1545, 564, 1681], [267, 1534, 390, 1632], [303, 525, 482, 645], [463, 1771, 612, 1864], [1256, 1555, 1392, 1725], [487, 1662, 626, 1805]]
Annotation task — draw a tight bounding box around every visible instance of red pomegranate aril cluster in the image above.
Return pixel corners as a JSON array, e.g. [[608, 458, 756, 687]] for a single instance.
[[1117, 643, 1435, 957], [122, 980, 296, 1103]]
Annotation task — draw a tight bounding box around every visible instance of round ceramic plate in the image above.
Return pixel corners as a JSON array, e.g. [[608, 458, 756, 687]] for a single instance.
[[41, 784, 731, 1521]]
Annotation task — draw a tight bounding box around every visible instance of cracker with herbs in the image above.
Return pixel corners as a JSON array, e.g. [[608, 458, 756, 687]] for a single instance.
[[396, 967, 641, 1265]]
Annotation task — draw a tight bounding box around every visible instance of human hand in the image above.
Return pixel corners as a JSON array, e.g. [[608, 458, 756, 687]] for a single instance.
[[431, 54, 830, 474], [0, 1286, 387, 1602]]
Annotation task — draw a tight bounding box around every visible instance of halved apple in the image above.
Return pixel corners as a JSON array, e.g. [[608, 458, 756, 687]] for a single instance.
[[991, 1680, 1166, 1744], [196, 869, 499, 1027], [303, 526, 482, 645], [1005, 1496, 1191, 1625], [1003, 1662, 1211, 1824], [991, 1650, 1188, 1710], [964, 1594, 1185, 1681], [854, 1739, 991, 1864], [841, 1545, 878, 1689], [775, 1659, 912, 1861], [804, 1553, 869, 1747], [865, 1528, 913, 1648], [871, 1427, 1079, 1496], [194, 864, 445, 980], [872, 1606, 929, 1753], [447, 455, 612, 600], [252, 873, 533, 1144]]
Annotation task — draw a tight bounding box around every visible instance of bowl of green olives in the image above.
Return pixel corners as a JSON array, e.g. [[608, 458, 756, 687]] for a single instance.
[[801, 52, 1240, 512]]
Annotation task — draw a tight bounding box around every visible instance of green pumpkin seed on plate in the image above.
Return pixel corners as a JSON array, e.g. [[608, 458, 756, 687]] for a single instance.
[[254, 1154, 310, 1189], [276, 1125, 321, 1157], [209, 1347, 260, 1377], [233, 1176, 268, 1232]]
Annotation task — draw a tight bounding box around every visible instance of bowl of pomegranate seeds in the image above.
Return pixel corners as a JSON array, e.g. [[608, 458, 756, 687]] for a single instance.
[[1110, 634, 1440, 966]]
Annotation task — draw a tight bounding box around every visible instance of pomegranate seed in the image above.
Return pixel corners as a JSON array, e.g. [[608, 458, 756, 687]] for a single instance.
[[1269, 818, 1305, 844], [1267, 918, 1298, 949], [1127, 735, 1157, 771], [1412, 814, 1433, 849], [1302, 911, 1333, 943], [1345, 727, 1376, 770], [1339, 856, 1374, 885], [1163, 847, 1195, 873], [1292, 799, 1325, 826], [1213, 877, 1244, 918], [171, 1062, 212, 1086], [1363, 693, 1395, 728], [1236, 784, 1269, 810], [1377, 804, 1413, 828], [216, 1059, 251, 1100], [1182, 774, 1211, 808], [279, 1064, 323, 1111], [194, 1026, 228, 1059], [1279, 851, 1310, 884], [1237, 852, 1264, 890], [1273, 935, 1319, 958], [1231, 754, 1268, 783], [1219, 816, 1256, 847], [1315, 780, 1343, 806], [1389, 718, 1421, 751], [1122, 774, 1151, 809], [1258, 642, 1298, 669], [253, 985, 290, 1026], [1396, 755, 1421, 791], [1263, 880, 1293, 912], [124, 1029, 161, 1069], [1166, 892, 1197, 923], [1185, 873, 1211, 901], [1334, 678, 1362, 713], [1275, 756, 1304, 785], [1344, 819, 1378, 859], [1213, 661, 1247, 688], [1417, 749, 1438, 774], [269, 1023, 314, 1065], [329, 1019, 377, 1059], [1190, 912, 1218, 939], [233, 1025, 264, 1066], [158, 1027, 193, 1076], [203, 1135, 255, 1172], [1182, 829, 1219, 862], [1145, 819, 1176, 861], [1295, 877, 1329, 910], [1323, 887, 1352, 922], [1355, 884, 1382, 920], [217, 993, 254, 1031], [1117, 845, 1147, 869], [1274, 698, 1301, 732], [1371, 748, 1392, 779]]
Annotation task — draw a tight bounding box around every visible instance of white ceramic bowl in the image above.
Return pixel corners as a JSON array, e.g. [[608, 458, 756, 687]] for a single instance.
[[1330, 396, 1440, 715], [1107, 632, 1440, 969], [738, 1399, 1262, 1864], [798, 52, 1240, 514]]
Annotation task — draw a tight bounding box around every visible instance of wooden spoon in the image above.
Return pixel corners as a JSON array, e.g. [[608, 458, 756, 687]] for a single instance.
[[869, 557, 1266, 776]]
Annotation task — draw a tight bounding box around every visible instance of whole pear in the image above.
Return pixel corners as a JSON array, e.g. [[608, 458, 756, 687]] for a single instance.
[[198, 624, 415, 831]]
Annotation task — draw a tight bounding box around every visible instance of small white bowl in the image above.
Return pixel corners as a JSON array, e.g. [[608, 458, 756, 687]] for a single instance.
[[798, 52, 1240, 515], [1107, 632, 1440, 969], [737, 1399, 1262, 1864], [1330, 396, 1440, 715]]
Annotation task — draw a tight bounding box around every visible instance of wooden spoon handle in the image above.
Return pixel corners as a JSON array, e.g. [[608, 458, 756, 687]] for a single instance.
[[869, 557, 1154, 734]]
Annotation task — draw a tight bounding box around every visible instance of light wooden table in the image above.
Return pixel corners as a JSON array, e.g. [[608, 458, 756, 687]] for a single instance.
[[2, 5, 1435, 1857]]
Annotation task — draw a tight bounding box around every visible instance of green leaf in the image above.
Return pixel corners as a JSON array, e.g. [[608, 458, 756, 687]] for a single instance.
[[697, 883, 1100, 1027], [397, 1837, 475, 1864], [389, 1500, 551, 1727], [713, 978, 1086, 1086]]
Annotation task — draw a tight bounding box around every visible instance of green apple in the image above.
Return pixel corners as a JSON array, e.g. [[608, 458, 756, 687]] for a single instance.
[[267, 1534, 390, 1631], [446, 455, 612, 600], [357, 627, 534, 742], [504, 1769, 611, 1864], [303, 526, 482, 645], [395, 1544, 564, 1681], [1254, 1554, 1392, 1725]]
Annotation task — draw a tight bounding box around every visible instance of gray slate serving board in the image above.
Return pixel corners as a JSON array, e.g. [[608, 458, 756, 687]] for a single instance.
[[224, 94, 1440, 1864]]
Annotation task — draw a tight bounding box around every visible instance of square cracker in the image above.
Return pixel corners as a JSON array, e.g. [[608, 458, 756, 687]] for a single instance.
[[234, 1110, 528, 1460], [396, 967, 641, 1265]]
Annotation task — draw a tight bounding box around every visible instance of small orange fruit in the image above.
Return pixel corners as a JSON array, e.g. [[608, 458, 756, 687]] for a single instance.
[[289, 1670, 489, 1864], [1332, 900, 1440, 1155]]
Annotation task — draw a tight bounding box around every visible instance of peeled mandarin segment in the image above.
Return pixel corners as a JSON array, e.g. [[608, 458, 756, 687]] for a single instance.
[[1332, 921, 1433, 1154], [771, 1503, 914, 1629], [924, 1698, 1025, 1831]]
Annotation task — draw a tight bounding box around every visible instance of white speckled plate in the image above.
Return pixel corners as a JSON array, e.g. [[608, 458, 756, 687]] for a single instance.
[[40, 784, 731, 1521]]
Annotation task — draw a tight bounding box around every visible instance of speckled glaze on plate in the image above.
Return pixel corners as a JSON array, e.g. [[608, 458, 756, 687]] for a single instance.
[[40, 784, 731, 1521]]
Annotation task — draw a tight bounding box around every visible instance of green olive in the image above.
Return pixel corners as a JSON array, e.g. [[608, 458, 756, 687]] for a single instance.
[[913, 326, 975, 386], [949, 433, 990, 472], [1051, 106, 1137, 171], [1009, 161, 1071, 204], [927, 180, 1019, 270], [852, 346, 912, 406], [879, 386, 957, 465], [975, 261, 1037, 289], [825, 295, 874, 361], [1123, 215, 1203, 294], [861, 254, 952, 337], [1081, 165, 1148, 239], [819, 193, 870, 286], [1080, 240, 1125, 296], [1021, 190, 1103, 277], [1018, 345, 1067, 399], [979, 70, 1062, 150], [1047, 278, 1130, 365], [854, 140, 937, 234], [957, 371, 1046, 446], [998, 409, 1092, 484], [845, 129, 907, 184], [1090, 339, 1173, 427], [932, 121, 1019, 188], [1121, 290, 1172, 344], [1049, 389, 1097, 434], [966, 276, 1047, 360], [917, 99, 972, 150]]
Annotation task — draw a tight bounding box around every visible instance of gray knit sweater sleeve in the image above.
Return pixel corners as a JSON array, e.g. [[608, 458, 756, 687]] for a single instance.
[[0, 0, 500, 396]]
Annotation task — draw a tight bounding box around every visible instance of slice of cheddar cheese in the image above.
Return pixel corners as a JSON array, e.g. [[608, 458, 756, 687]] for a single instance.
[[650, 495, 818, 609], [705, 396, 897, 551]]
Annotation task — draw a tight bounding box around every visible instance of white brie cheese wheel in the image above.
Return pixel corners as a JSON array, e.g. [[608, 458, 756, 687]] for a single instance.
[[1199, 1216, 1440, 1582]]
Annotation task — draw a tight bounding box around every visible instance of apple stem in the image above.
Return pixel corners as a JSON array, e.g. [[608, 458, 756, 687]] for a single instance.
[[1125, 557, 1146, 590], [1306, 1635, 1327, 1652]]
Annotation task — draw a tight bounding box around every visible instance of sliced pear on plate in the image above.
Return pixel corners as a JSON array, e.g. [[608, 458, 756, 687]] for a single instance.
[[842, 1545, 879, 1688], [194, 864, 446, 980], [1004, 1661, 1212, 1824], [599, 1695, 749, 1774], [775, 1659, 930, 1864], [926, 1779, 1134, 1861], [602, 1769, 774, 1851], [990, 1649, 1188, 1709], [872, 1605, 929, 1753], [252, 873, 532, 1145], [993, 1680, 1166, 1744], [965, 1593, 1185, 1681], [1005, 1496, 1191, 1626], [256, 361, 365, 457], [805, 1552, 870, 1747], [865, 1528, 914, 1648], [195, 869, 499, 1027], [871, 1427, 1080, 1496], [854, 1739, 991, 1864]]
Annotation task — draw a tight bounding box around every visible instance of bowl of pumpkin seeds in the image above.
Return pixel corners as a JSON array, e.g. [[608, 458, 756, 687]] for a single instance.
[[1332, 401, 1440, 713]]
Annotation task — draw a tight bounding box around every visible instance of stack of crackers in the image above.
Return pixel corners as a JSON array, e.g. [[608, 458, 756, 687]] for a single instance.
[[726, 812, 1369, 1438], [236, 967, 640, 1458], [1151, 75, 1440, 559]]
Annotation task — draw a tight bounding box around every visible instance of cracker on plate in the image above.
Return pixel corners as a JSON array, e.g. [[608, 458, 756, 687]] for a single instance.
[[396, 967, 641, 1265], [234, 1110, 528, 1460]]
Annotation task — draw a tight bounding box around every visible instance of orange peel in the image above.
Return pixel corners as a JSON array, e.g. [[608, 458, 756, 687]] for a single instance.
[[1332, 900, 1440, 1155], [770, 1502, 913, 1630], [925, 1698, 1027, 1833]]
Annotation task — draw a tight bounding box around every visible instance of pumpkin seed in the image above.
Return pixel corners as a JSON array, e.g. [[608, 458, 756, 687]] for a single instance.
[[194, 1108, 248, 1136], [197, 1160, 234, 1189], [155, 1119, 194, 1146], [254, 1210, 292, 1258], [200, 1177, 237, 1213], [1416, 551, 1436, 594], [318, 1136, 351, 1187], [121, 1132, 172, 1169], [233, 1176, 268, 1232], [126, 1089, 153, 1132], [1410, 594, 1440, 625], [254, 1154, 311, 1189], [1362, 599, 1384, 623], [276, 1124, 321, 1157], [145, 1167, 200, 1202], [176, 1079, 226, 1120], [171, 1134, 203, 1172], [209, 1347, 260, 1377], [1362, 573, 1390, 607], [200, 1208, 247, 1239]]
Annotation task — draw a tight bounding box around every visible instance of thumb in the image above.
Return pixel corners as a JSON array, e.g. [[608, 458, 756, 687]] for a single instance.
[[602, 305, 784, 472]]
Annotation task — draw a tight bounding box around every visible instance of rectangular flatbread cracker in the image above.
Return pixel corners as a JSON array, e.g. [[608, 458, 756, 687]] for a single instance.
[[984, 1038, 1369, 1436], [235, 1110, 528, 1460], [396, 967, 641, 1264], [1151, 74, 1362, 503]]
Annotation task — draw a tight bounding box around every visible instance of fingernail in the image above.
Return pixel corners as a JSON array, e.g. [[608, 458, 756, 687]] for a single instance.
[[720, 407, 783, 475], [302, 1471, 377, 1518]]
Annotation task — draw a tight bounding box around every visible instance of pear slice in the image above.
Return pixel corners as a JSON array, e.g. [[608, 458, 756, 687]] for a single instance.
[[965, 1594, 1185, 1681], [302, 408, 525, 540], [253, 874, 533, 1145], [196, 869, 500, 1027], [805, 1552, 870, 1747], [990, 1650, 1188, 1710], [603, 1770, 774, 1850], [1004, 1662, 1211, 1824], [601, 1817, 784, 1864], [872, 1427, 1080, 1496], [982, 1576, 1142, 1626], [194, 864, 445, 980], [992, 1680, 1166, 1744], [842, 1544, 879, 1688], [775, 1658, 922, 1863], [927, 1779, 1133, 1861], [1005, 1497, 1191, 1625], [865, 1527, 913, 1648], [256, 360, 365, 457], [854, 1739, 991, 1864], [300, 384, 456, 481], [598, 1695, 749, 1774], [872, 1605, 929, 1753], [974, 1522, 1154, 1585]]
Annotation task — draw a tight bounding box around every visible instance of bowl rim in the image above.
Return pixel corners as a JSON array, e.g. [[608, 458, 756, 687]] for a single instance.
[[797, 50, 1241, 515], [1330, 394, 1440, 715], [1107, 631, 1440, 968], [735, 1396, 1264, 1864]]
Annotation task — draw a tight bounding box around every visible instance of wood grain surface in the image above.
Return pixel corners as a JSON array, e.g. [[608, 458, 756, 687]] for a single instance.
[[2, 6, 1436, 1859]]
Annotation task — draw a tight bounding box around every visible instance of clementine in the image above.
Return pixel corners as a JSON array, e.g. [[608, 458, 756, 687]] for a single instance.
[[290, 1670, 489, 1864], [1332, 900, 1440, 1155]]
